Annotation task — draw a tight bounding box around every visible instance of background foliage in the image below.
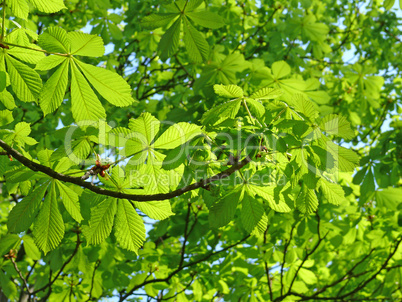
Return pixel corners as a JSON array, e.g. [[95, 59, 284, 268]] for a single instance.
[[0, 0, 402, 301]]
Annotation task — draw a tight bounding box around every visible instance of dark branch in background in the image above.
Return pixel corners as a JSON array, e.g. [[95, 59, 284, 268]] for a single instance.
[[87, 260, 101, 301], [357, 100, 392, 143], [283, 236, 402, 301], [120, 235, 250, 301], [280, 224, 295, 296], [33, 233, 81, 297], [10, 257, 32, 300], [0, 139, 252, 202]]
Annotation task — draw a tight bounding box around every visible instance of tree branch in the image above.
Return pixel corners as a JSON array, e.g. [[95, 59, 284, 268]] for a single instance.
[[33, 232, 81, 295], [0, 139, 252, 202], [120, 235, 250, 301]]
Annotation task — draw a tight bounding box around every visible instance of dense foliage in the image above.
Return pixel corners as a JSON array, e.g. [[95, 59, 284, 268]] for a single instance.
[[0, 0, 401, 301]]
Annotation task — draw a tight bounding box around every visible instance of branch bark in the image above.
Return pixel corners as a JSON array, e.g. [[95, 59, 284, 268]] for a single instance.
[[0, 139, 252, 202]]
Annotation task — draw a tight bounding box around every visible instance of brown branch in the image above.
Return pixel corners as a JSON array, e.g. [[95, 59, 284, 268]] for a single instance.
[[120, 235, 250, 301], [33, 232, 81, 295], [0, 139, 252, 202], [280, 224, 295, 295], [10, 257, 32, 299]]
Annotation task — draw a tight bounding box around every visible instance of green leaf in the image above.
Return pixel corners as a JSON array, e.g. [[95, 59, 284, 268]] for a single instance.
[[0, 234, 21, 257], [29, 0, 66, 13], [319, 179, 345, 205], [245, 98, 265, 118], [241, 191, 264, 233], [320, 114, 354, 140], [376, 187, 402, 211], [128, 112, 160, 146], [22, 235, 41, 260], [115, 199, 146, 254], [271, 60, 291, 79], [35, 55, 66, 71], [83, 197, 117, 245], [326, 141, 360, 172], [39, 60, 69, 115], [299, 268, 318, 285], [134, 200, 174, 220], [8, 0, 29, 20], [248, 185, 291, 213], [139, 153, 171, 194], [8, 183, 49, 233], [201, 99, 242, 126], [33, 183, 64, 254], [0, 110, 13, 126], [302, 15, 329, 42], [209, 188, 242, 228], [186, 11, 225, 29], [55, 180, 83, 223], [213, 84, 243, 98], [154, 122, 201, 149], [70, 62, 106, 122], [184, 0, 204, 11], [384, 0, 395, 10], [5, 55, 42, 103], [182, 17, 209, 63], [8, 44, 45, 65], [0, 90, 16, 110], [141, 13, 179, 30], [68, 32, 105, 57], [38, 27, 69, 53], [297, 186, 318, 215], [291, 94, 318, 121], [75, 59, 135, 107], [159, 16, 182, 61], [251, 87, 283, 100]]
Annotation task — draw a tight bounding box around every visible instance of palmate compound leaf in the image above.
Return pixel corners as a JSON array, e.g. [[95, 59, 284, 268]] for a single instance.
[[75, 59, 136, 107], [82, 197, 117, 245], [39, 60, 68, 115], [8, 182, 49, 233], [33, 182, 64, 254], [115, 199, 146, 254], [213, 84, 243, 98], [201, 99, 242, 126], [320, 114, 355, 140], [182, 17, 209, 63], [55, 180, 83, 223], [70, 61, 106, 122], [5, 54, 42, 103]]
